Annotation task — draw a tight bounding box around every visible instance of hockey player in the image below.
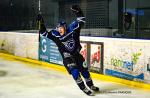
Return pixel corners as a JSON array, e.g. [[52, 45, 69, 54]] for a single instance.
[[36, 5, 99, 96]]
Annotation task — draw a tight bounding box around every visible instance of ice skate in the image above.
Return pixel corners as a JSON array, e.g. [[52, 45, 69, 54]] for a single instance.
[[82, 88, 94, 96], [90, 85, 99, 92]]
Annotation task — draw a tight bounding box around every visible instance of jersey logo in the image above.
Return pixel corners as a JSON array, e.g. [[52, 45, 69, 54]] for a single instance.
[[62, 38, 75, 51]]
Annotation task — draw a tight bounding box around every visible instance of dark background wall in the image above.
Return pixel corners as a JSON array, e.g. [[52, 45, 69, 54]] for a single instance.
[[0, 0, 38, 30], [0, 0, 150, 39], [0, 0, 109, 30]]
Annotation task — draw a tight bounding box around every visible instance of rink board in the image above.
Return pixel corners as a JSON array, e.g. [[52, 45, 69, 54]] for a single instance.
[[0, 32, 150, 85], [39, 35, 150, 84], [80, 36, 150, 83]]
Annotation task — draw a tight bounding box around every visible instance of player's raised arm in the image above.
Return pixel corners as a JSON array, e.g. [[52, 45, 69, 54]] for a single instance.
[[36, 14, 53, 39], [36, 14, 47, 33], [71, 5, 85, 28]]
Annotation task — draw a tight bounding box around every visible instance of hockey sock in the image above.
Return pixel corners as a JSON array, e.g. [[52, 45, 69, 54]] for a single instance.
[[81, 70, 99, 91], [81, 70, 94, 87], [71, 68, 86, 90]]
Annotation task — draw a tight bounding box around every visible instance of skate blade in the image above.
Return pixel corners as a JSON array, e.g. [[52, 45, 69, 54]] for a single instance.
[[88, 93, 95, 96]]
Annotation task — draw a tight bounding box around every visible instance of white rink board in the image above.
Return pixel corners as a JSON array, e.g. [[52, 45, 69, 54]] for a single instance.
[[0, 32, 39, 59], [81, 36, 150, 83], [0, 32, 150, 83]]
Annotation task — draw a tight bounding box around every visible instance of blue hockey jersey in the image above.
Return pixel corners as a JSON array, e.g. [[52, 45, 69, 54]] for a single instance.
[[40, 16, 85, 59]]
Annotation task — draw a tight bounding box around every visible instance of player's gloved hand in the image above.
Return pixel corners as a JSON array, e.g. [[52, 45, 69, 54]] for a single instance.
[[36, 14, 44, 22], [71, 5, 84, 17], [71, 5, 81, 13]]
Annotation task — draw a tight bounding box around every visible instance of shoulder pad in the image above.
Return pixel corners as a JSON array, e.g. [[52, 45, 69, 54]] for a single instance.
[[68, 21, 79, 31], [51, 30, 61, 37]]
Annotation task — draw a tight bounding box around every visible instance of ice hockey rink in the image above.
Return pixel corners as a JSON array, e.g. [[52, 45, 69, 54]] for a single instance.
[[0, 56, 150, 98]]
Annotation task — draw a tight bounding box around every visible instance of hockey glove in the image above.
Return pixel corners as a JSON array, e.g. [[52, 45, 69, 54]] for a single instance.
[[71, 5, 84, 17], [36, 14, 44, 23], [71, 5, 81, 13]]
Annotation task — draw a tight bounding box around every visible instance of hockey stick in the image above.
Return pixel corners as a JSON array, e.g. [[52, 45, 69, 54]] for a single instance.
[[38, 0, 41, 42], [38, 0, 41, 59]]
